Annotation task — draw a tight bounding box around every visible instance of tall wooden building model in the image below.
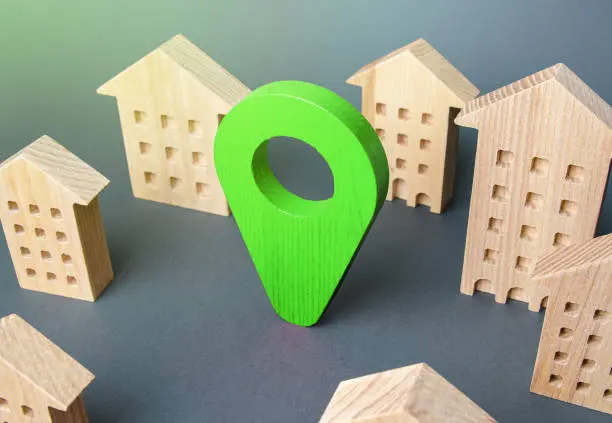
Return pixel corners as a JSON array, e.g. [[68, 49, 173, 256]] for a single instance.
[[456, 64, 612, 310], [98, 34, 251, 216], [347, 38, 479, 213]]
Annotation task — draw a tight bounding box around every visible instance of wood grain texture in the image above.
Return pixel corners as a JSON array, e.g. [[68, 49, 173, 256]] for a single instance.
[[529, 234, 612, 415], [0, 314, 93, 423], [97, 34, 251, 216], [215, 81, 388, 326], [319, 363, 496, 423], [0, 135, 113, 302], [455, 64, 612, 310], [347, 38, 479, 213]]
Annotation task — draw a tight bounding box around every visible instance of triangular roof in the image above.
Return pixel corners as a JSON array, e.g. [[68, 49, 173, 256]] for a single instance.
[[456, 63, 612, 130], [319, 363, 496, 423], [532, 233, 612, 281], [0, 135, 109, 205], [346, 38, 479, 104], [0, 314, 94, 410], [97, 34, 251, 106]]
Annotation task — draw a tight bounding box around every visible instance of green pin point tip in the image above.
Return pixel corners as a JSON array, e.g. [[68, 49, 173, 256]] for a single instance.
[[214, 81, 389, 326]]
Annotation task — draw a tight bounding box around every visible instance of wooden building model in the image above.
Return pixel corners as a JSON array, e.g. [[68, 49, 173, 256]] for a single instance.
[[455, 64, 612, 310], [0, 314, 94, 423], [97, 34, 251, 216], [347, 38, 479, 213], [0, 135, 113, 301], [530, 234, 612, 415], [319, 363, 496, 423]]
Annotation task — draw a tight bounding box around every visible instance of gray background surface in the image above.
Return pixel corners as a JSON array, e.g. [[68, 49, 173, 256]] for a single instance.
[[1, 1, 612, 422]]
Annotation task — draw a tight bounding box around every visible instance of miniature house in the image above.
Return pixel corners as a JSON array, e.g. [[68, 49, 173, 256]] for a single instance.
[[0, 135, 113, 301], [530, 234, 612, 415], [455, 64, 612, 310], [347, 38, 479, 214], [319, 363, 496, 423], [97, 34, 251, 216], [0, 314, 95, 423]]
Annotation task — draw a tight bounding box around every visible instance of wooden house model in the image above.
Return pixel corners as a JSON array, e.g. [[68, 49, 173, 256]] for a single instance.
[[347, 38, 479, 213], [530, 234, 612, 415], [319, 363, 496, 423], [97, 34, 251, 216], [0, 135, 113, 301], [455, 64, 612, 310], [0, 314, 94, 423]]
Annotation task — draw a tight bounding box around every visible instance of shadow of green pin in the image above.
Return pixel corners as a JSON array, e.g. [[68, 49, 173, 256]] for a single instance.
[[214, 81, 389, 327]]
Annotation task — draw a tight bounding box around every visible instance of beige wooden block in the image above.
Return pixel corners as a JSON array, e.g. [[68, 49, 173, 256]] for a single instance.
[[97, 34, 252, 216], [347, 38, 479, 214], [455, 64, 612, 310], [530, 234, 612, 415], [0, 314, 94, 423], [0, 135, 113, 302], [319, 363, 496, 423]]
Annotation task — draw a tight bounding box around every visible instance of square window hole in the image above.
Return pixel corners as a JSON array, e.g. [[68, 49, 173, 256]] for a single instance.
[[144, 172, 156, 185], [564, 302, 580, 315], [34, 228, 45, 238], [421, 113, 433, 125], [29, 204, 40, 215], [50, 208, 62, 219], [397, 134, 408, 146], [604, 390, 612, 401], [515, 256, 532, 272], [418, 164, 428, 175], [14, 224, 25, 234], [419, 139, 431, 150], [566, 165, 585, 183], [553, 233, 572, 247], [492, 185, 508, 202], [376, 103, 387, 116], [165, 146, 178, 160], [62, 253, 72, 264], [67, 275, 77, 285], [139, 142, 151, 154], [581, 359, 596, 372], [7, 201, 18, 212], [520, 225, 537, 242], [525, 192, 543, 210], [587, 335, 603, 347], [553, 351, 569, 364], [398, 108, 410, 120], [56, 231, 67, 243], [192, 152, 206, 166], [483, 249, 499, 265], [40, 250, 52, 261], [375, 128, 385, 141], [594, 309, 609, 321], [549, 374, 563, 388], [488, 217, 503, 233], [160, 114, 174, 129], [559, 200, 578, 217], [196, 182, 209, 197], [134, 110, 146, 124], [169, 177, 183, 191], [21, 405, 34, 417], [46, 272, 56, 282], [559, 327, 574, 340], [396, 158, 407, 170], [576, 382, 591, 394], [530, 157, 550, 176], [496, 150, 514, 168], [188, 119, 202, 135], [20, 246, 31, 257], [25, 268, 36, 277]]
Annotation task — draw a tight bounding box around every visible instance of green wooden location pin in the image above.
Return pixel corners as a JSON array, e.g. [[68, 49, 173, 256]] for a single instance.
[[214, 81, 388, 326]]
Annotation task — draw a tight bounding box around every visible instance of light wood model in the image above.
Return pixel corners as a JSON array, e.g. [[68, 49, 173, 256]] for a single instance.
[[530, 234, 612, 415], [97, 34, 251, 216], [455, 63, 612, 310], [0, 314, 94, 423], [0, 135, 113, 301], [319, 363, 496, 423], [347, 38, 479, 213]]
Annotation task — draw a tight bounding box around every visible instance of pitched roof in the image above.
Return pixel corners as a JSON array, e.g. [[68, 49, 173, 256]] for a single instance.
[[319, 363, 496, 423], [0, 314, 94, 410], [346, 38, 479, 104], [532, 234, 612, 281], [97, 34, 251, 106], [456, 63, 612, 130], [0, 135, 109, 205]]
